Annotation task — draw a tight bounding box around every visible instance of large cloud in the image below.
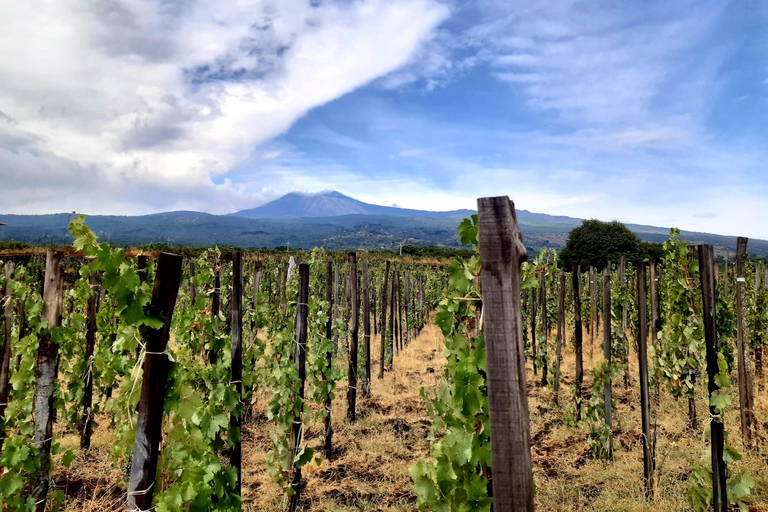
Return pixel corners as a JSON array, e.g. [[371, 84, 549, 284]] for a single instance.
[[0, 0, 448, 213]]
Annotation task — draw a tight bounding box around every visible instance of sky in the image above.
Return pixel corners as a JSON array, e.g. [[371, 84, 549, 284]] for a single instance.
[[1, 0, 767, 237]]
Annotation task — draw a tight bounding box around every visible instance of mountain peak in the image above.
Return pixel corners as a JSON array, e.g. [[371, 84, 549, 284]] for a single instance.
[[231, 191, 472, 219]]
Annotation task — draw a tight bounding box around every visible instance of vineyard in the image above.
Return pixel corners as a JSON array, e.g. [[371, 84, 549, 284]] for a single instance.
[[0, 196, 767, 511]]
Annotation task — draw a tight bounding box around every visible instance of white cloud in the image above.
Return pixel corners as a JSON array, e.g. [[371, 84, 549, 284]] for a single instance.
[[0, 0, 448, 213]]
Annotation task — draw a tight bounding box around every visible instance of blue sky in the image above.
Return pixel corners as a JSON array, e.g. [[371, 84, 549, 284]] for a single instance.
[[1, 0, 767, 237]]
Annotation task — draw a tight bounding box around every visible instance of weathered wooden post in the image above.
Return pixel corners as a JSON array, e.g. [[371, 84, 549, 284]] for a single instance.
[[539, 269, 548, 386], [573, 264, 584, 419], [699, 244, 727, 511], [477, 196, 533, 511], [324, 261, 334, 459], [80, 272, 99, 449], [531, 287, 537, 374], [636, 263, 654, 498], [602, 267, 613, 459], [230, 252, 243, 493], [127, 253, 183, 512], [735, 237, 753, 447], [189, 261, 197, 307], [347, 253, 359, 422], [590, 267, 597, 361], [210, 263, 221, 365], [333, 263, 340, 354], [379, 261, 390, 379], [252, 261, 262, 331], [0, 263, 14, 448], [404, 272, 411, 346], [31, 251, 64, 512], [289, 264, 310, 512], [553, 270, 565, 403], [387, 269, 395, 369], [362, 259, 371, 397]]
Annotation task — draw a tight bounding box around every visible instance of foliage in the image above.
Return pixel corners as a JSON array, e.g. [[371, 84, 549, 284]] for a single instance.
[[559, 219, 654, 270], [411, 215, 493, 512]]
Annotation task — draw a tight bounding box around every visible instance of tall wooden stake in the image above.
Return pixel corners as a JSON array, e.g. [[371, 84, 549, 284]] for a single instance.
[[636, 263, 654, 498], [699, 245, 727, 512], [324, 261, 334, 459], [573, 264, 584, 420], [379, 262, 390, 379], [602, 267, 613, 459], [539, 270, 548, 386], [127, 253, 183, 512], [230, 252, 243, 493], [31, 251, 64, 512], [553, 270, 565, 403], [0, 263, 14, 449], [477, 196, 533, 511], [347, 253, 358, 422], [80, 273, 99, 449], [362, 259, 371, 397], [289, 264, 309, 512], [735, 236, 753, 447]]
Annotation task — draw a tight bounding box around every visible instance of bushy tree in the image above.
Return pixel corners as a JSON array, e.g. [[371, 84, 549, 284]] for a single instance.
[[559, 219, 651, 270]]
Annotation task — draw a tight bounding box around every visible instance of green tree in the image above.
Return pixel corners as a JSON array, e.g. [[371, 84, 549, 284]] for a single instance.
[[559, 219, 643, 270]]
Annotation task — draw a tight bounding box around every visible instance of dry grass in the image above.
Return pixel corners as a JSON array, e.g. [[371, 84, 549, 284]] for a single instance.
[[54, 321, 768, 511]]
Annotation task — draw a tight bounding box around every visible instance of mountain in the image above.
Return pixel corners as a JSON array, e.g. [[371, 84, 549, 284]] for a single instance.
[[232, 191, 475, 219], [1, 192, 767, 257]]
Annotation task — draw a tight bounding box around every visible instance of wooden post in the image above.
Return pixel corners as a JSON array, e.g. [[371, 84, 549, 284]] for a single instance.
[[397, 271, 404, 353], [362, 259, 371, 397], [387, 268, 395, 368], [80, 273, 99, 449], [289, 264, 309, 512], [372, 276, 378, 336], [379, 261, 390, 379], [31, 251, 64, 512], [127, 253, 183, 512], [649, 260, 661, 342], [230, 252, 243, 493], [347, 253, 358, 422], [189, 261, 197, 307], [531, 287, 537, 375], [735, 236, 753, 447], [324, 261, 334, 460], [636, 263, 654, 497], [252, 261, 262, 331], [404, 272, 411, 346], [698, 245, 727, 511], [619, 256, 629, 388], [281, 261, 288, 315], [553, 270, 565, 403], [210, 263, 221, 365], [333, 263, 339, 355], [539, 270, 548, 386], [572, 263, 584, 420], [602, 267, 613, 459], [476, 196, 533, 511], [0, 263, 14, 449], [590, 267, 597, 361]]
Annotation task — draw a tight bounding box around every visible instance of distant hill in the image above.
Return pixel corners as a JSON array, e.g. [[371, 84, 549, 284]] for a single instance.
[[1, 192, 767, 257], [231, 191, 475, 219]]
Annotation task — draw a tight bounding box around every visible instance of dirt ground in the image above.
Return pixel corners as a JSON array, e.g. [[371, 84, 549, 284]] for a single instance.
[[55, 320, 768, 511]]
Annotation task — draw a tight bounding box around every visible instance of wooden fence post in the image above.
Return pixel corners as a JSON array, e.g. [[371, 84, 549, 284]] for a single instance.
[[404, 272, 411, 346], [347, 253, 359, 422], [636, 263, 654, 498], [252, 261, 262, 331], [333, 263, 339, 355], [387, 269, 395, 368], [362, 259, 371, 397], [698, 245, 727, 511], [230, 252, 243, 493], [539, 270, 548, 386], [572, 263, 584, 420], [735, 236, 753, 448], [0, 263, 13, 449], [602, 267, 613, 459], [477, 196, 533, 511], [531, 287, 537, 375], [553, 270, 565, 403], [30, 251, 64, 512], [127, 253, 183, 512], [189, 261, 197, 307], [210, 263, 221, 365], [289, 264, 309, 512], [324, 261, 334, 459], [379, 262, 390, 379], [80, 272, 99, 449]]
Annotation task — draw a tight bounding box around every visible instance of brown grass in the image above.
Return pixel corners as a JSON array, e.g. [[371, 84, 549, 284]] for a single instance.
[[54, 321, 768, 511]]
